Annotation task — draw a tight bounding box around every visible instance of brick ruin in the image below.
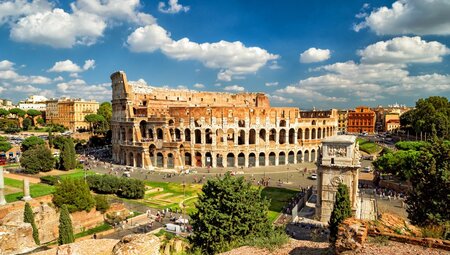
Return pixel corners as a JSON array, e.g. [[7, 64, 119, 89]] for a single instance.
[[110, 71, 339, 169]]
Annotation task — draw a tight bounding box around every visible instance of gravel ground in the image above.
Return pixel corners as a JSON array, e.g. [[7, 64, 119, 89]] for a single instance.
[[219, 239, 450, 255]]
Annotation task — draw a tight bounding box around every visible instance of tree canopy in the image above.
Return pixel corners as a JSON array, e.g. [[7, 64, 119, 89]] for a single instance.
[[329, 183, 352, 244], [26, 109, 41, 117], [59, 138, 77, 170], [189, 174, 272, 254], [97, 102, 112, 129], [9, 108, 26, 118], [84, 114, 106, 133], [401, 96, 450, 139], [0, 136, 12, 152], [53, 178, 95, 213], [0, 109, 9, 118], [24, 202, 40, 245], [20, 145, 54, 174], [21, 136, 45, 151], [58, 204, 74, 245]]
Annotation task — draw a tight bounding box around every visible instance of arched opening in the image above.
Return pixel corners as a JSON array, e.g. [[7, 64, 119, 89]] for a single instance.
[[304, 150, 310, 162], [157, 152, 164, 167], [249, 153, 256, 167], [216, 129, 224, 144], [148, 128, 154, 140], [269, 129, 276, 142], [238, 153, 245, 167], [311, 149, 316, 162], [195, 129, 202, 144], [317, 128, 321, 139], [205, 152, 212, 167], [238, 130, 245, 145], [216, 154, 223, 167], [311, 128, 316, 139], [139, 120, 147, 138], [157, 128, 163, 140], [227, 153, 235, 167], [305, 128, 310, 140], [279, 151, 286, 165], [279, 129, 286, 144], [184, 129, 191, 142], [288, 151, 295, 164], [136, 153, 142, 167], [269, 152, 276, 166], [312, 120, 316, 125], [259, 152, 266, 166], [297, 128, 303, 141], [175, 129, 181, 141], [128, 128, 133, 142], [296, 150, 302, 163], [259, 129, 266, 144], [184, 152, 192, 166], [168, 119, 174, 126], [280, 119, 286, 127], [205, 129, 212, 144], [167, 153, 174, 168], [227, 129, 235, 144], [238, 120, 245, 127], [169, 128, 175, 142], [322, 128, 326, 138], [249, 129, 256, 144], [195, 152, 202, 167], [289, 128, 295, 144], [120, 128, 126, 142], [128, 152, 134, 166]]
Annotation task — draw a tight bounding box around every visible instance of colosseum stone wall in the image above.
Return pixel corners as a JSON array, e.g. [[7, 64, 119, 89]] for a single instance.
[[110, 71, 338, 170]]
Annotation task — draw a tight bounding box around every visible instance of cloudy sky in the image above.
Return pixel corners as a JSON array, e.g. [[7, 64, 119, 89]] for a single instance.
[[0, 0, 450, 109]]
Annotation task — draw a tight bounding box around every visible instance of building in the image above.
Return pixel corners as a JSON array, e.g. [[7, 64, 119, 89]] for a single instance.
[[45, 98, 99, 131], [18, 95, 48, 112], [384, 112, 401, 132], [372, 104, 411, 133], [347, 106, 376, 134], [110, 71, 339, 170], [0, 99, 14, 110], [315, 135, 361, 222], [337, 110, 348, 134]]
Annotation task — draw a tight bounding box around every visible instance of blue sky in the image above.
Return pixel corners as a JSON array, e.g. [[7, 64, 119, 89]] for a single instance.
[[0, 0, 450, 109]]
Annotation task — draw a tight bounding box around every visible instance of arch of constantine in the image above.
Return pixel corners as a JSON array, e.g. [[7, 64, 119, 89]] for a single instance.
[[110, 71, 339, 170]]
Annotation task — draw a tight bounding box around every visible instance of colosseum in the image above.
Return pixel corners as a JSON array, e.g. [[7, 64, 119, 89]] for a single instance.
[[111, 71, 338, 170]]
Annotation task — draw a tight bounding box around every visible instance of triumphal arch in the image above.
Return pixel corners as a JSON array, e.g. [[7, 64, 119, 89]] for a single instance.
[[110, 71, 339, 170], [315, 135, 361, 223]]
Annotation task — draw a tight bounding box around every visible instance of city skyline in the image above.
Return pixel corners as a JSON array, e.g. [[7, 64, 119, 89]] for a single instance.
[[0, 0, 449, 109]]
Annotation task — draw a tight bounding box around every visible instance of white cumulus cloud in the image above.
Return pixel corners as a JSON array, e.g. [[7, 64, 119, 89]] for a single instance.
[[358, 36, 450, 64], [0, 0, 53, 25], [354, 0, 450, 35], [300, 48, 331, 63], [223, 85, 245, 92], [265, 82, 279, 87], [193, 83, 204, 89], [158, 0, 189, 14], [48, 59, 96, 73], [127, 24, 278, 81]]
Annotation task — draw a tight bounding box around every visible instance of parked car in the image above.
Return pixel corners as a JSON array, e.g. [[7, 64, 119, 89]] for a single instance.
[[361, 166, 372, 173], [309, 173, 317, 180]]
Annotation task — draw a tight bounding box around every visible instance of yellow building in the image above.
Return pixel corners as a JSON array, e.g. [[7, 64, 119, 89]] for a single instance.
[[45, 98, 99, 131]]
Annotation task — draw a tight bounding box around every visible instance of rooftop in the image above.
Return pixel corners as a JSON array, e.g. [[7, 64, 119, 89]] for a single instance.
[[322, 135, 356, 144]]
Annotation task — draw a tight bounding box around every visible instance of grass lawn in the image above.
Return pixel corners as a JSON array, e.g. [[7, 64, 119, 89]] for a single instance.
[[4, 177, 55, 202], [127, 180, 297, 223], [357, 138, 382, 154], [74, 223, 112, 239]]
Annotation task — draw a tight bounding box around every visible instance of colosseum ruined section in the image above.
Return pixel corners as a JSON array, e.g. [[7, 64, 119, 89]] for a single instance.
[[111, 71, 338, 170]]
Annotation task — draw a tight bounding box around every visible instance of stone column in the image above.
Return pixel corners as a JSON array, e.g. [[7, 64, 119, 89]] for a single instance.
[[275, 154, 279, 166], [0, 167, 6, 205], [244, 153, 249, 168], [22, 179, 32, 201], [212, 153, 217, 168]]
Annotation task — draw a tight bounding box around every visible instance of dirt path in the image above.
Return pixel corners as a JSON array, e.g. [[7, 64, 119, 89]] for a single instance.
[[4, 173, 41, 183]]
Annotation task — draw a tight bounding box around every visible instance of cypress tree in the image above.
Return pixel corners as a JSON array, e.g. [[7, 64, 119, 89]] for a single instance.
[[23, 202, 40, 245], [59, 139, 77, 170], [58, 204, 74, 245], [329, 183, 352, 243]]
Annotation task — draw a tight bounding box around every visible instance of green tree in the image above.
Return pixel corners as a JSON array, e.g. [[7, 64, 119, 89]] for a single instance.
[[84, 114, 105, 133], [20, 145, 54, 174], [53, 178, 95, 213], [36, 117, 45, 126], [373, 149, 421, 181], [406, 137, 450, 227], [189, 174, 272, 254], [97, 102, 112, 131], [24, 202, 40, 245], [94, 195, 110, 213], [58, 204, 74, 245], [0, 136, 12, 153], [329, 183, 352, 244], [9, 108, 26, 118], [0, 109, 9, 118], [52, 136, 68, 150], [26, 109, 41, 126], [22, 118, 32, 131], [59, 138, 77, 170], [21, 136, 45, 151]]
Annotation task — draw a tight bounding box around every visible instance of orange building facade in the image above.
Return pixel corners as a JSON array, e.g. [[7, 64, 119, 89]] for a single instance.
[[347, 106, 376, 134]]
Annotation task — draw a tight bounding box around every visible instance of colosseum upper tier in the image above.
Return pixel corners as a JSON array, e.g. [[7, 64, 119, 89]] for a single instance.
[[111, 71, 338, 169]]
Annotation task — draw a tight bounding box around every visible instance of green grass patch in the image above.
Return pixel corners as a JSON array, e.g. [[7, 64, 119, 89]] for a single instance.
[[54, 168, 95, 179], [357, 138, 382, 154], [4, 177, 55, 202], [74, 223, 112, 239], [261, 186, 297, 223]]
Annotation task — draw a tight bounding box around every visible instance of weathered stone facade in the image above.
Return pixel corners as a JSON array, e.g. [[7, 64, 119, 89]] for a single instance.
[[111, 71, 339, 170], [316, 135, 361, 223]]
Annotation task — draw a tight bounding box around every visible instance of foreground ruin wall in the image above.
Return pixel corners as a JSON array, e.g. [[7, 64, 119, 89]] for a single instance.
[[110, 71, 339, 170]]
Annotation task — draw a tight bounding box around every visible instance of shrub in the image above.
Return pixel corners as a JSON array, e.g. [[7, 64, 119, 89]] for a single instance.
[[329, 183, 352, 244], [58, 204, 74, 245], [21, 136, 45, 151], [53, 178, 95, 213], [20, 145, 54, 174], [59, 138, 77, 170], [86, 175, 145, 199], [94, 195, 110, 213], [39, 175, 61, 185], [24, 202, 40, 245], [117, 178, 145, 199]]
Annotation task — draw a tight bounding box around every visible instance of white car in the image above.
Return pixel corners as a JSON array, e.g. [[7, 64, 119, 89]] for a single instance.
[[309, 173, 317, 180], [362, 166, 372, 173]]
